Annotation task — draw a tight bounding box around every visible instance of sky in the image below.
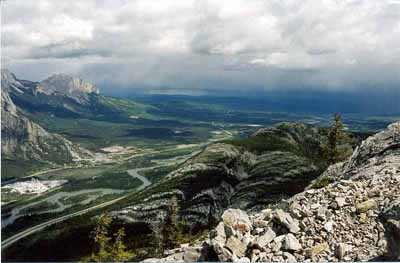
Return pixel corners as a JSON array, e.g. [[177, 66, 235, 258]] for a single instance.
[[1, 0, 400, 95]]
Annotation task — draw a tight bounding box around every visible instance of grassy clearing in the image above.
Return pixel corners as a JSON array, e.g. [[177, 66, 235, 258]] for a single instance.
[[39, 166, 112, 181], [98, 96, 155, 119], [62, 170, 142, 191]]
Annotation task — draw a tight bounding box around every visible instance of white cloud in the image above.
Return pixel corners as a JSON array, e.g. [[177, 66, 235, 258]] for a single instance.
[[1, 0, 400, 91]]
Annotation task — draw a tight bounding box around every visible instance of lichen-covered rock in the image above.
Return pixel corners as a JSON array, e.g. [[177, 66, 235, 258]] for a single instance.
[[305, 242, 329, 258], [356, 199, 377, 213]]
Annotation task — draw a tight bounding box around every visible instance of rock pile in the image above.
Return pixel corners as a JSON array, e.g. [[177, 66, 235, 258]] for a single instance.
[[143, 122, 400, 262]]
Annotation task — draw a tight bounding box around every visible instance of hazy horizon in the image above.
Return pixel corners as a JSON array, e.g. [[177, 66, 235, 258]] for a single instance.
[[2, 0, 400, 100], [2, 2, 400, 262]]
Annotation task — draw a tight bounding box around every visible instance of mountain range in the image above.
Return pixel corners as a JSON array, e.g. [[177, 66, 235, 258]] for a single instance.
[[1, 70, 94, 179], [109, 123, 331, 228], [1, 69, 152, 178], [1, 69, 399, 262]]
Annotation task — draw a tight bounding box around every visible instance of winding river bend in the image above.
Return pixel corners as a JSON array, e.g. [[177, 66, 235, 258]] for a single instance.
[[1, 165, 159, 228], [1, 166, 156, 250], [1, 188, 125, 228], [1, 134, 232, 250]]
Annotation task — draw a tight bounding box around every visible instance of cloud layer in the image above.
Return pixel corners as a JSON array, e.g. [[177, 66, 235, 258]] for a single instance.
[[2, 0, 400, 93]]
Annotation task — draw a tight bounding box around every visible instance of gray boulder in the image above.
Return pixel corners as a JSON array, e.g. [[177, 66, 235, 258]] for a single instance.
[[255, 228, 276, 248], [283, 234, 302, 251], [273, 209, 300, 233], [226, 236, 247, 258], [222, 209, 252, 233]]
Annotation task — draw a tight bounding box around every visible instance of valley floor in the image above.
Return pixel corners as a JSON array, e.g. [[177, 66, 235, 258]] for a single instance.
[[1, 127, 233, 251]]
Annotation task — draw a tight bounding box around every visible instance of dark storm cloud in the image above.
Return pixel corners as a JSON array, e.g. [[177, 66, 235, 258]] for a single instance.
[[2, 0, 400, 93]]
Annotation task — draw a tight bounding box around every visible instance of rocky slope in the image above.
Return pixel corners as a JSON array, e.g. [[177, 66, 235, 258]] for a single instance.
[[36, 73, 99, 105], [144, 122, 400, 262], [110, 123, 328, 237], [1, 69, 92, 168]]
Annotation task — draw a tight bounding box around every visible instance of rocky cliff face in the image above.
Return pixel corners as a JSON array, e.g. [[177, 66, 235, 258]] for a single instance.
[[3, 69, 112, 119], [143, 122, 400, 262], [110, 123, 327, 237], [1, 69, 92, 166], [36, 73, 99, 105]]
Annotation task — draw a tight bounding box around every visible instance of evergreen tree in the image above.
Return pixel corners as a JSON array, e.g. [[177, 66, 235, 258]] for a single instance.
[[91, 214, 112, 262], [324, 113, 350, 165], [110, 228, 135, 262], [87, 214, 135, 262], [161, 196, 180, 250]]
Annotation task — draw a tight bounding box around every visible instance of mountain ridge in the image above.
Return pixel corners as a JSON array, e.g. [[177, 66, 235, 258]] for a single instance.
[[143, 121, 400, 262], [1, 69, 93, 178], [36, 73, 99, 105], [2, 69, 102, 118], [108, 123, 332, 242]]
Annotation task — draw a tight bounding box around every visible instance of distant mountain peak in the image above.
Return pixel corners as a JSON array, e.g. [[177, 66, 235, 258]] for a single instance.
[[35, 73, 99, 104], [1, 72, 93, 163], [37, 73, 99, 96]]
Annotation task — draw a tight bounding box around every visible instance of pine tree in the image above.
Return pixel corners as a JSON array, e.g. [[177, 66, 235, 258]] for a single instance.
[[87, 214, 135, 262], [161, 196, 180, 250], [110, 228, 135, 262], [324, 113, 350, 165], [90, 214, 112, 262]]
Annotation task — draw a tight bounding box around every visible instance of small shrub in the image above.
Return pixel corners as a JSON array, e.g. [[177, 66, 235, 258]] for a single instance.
[[311, 176, 334, 189]]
